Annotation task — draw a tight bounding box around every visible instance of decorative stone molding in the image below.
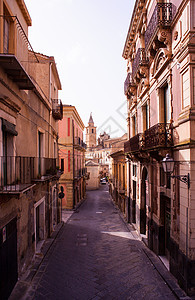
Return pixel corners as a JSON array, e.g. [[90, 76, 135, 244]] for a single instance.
[[157, 30, 172, 54], [152, 49, 172, 77]]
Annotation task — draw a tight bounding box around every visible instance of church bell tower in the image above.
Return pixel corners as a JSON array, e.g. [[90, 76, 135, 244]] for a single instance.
[[86, 113, 96, 149]]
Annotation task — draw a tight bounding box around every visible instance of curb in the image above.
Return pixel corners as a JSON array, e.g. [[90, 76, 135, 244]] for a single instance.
[[9, 210, 75, 300], [110, 196, 191, 300]]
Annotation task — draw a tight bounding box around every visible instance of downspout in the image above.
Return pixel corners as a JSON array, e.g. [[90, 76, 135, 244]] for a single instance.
[[48, 61, 52, 158], [72, 119, 75, 208]]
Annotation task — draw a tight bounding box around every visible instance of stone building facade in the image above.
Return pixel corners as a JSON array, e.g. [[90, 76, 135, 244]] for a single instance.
[[58, 105, 86, 209], [0, 1, 63, 298], [123, 0, 195, 295], [85, 114, 118, 180], [109, 134, 128, 219], [85, 160, 100, 190]]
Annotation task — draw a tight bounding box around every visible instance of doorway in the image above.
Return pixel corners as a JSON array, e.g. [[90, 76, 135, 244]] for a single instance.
[[140, 167, 148, 234], [132, 180, 136, 223], [0, 218, 18, 299], [34, 197, 45, 251], [160, 195, 171, 259]]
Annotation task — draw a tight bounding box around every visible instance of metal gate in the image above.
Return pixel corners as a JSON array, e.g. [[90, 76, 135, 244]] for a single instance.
[[0, 218, 18, 300]]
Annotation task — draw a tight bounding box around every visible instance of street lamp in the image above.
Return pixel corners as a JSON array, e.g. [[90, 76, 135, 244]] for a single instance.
[[162, 154, 190, 189]]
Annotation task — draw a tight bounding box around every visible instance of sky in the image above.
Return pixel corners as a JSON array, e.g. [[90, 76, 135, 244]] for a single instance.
[[24, 0, 134, 138]]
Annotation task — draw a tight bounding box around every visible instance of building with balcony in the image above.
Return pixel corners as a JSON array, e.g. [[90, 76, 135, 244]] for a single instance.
[[109, 134, 128, 219], [123, 0, 195, 295], [58, 105, 86, 209], [0, 1, 63, 298]]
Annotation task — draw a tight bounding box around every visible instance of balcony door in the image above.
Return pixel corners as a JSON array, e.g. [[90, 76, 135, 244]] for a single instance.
[[140, 167, 148, 234], [2, 119, 17, 186], [164, 85, 171, 124], [38, 131, 44, 175], [3, 17, 9, 53]]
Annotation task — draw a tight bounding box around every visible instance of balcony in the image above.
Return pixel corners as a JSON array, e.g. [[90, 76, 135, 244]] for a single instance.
[[82, 168, 87, 176], [0, 156, 57, 193], [124, 134, 143, 153], [143, 123, 172, 150], [124, 124, 172, 155], [145, 3, 176, 51], [74, 137, 87, 151], [52, 99, 63, 120], [0, 15, 38, 90], [132, 48, 149, 79]]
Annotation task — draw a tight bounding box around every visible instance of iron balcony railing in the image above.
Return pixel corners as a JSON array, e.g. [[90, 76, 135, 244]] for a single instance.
[[124, 123, 172, 153], [74, 137, 87, 150], [52, 99, 63, 120], [143, 123, 172, 150], [0, 156, 57, 192], [145, 3, 176, 50], [132, 48, 148, 78], [124, 72, 133, 95], [74, 168, 87, 178], [82, 168, 87, 176], [0, 15, 39, 62], [124, 134, 142, 153]]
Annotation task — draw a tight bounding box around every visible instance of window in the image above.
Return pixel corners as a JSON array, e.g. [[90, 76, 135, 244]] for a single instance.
[[164, 85, 171, 123], [38, 131, 44, 175], [132, 115, 136, 136], [68, 118, 70, 136], [92, 129, 94, 133], [142, 103, 149, 131], [133, 164, 137, 177], [3, 17, 9, 53], [61, 159, 64, 172], [123, 165, 125, 190], [182, 70, 190, 108], [68, 151, 71, 172], [1, 119, 17, 185], [158, 84, 171, 124], [3, 6, 15, 54]]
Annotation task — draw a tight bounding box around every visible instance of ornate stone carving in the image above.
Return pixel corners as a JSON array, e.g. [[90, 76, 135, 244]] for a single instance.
[[157, 30, 172, 54], [153, 48, 171, 75]]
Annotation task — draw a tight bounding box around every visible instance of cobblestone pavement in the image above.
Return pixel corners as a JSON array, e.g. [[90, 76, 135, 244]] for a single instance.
[[11, 185, 189, 300]]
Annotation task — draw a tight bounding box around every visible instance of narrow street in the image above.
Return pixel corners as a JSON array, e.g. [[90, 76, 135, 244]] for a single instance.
[[19, 185, 178, 300]]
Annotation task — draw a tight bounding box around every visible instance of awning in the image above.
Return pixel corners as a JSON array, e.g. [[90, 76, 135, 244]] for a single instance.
[[2, 118, 18, 136]]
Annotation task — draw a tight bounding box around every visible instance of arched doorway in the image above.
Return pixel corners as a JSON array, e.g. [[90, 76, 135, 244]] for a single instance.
[[140, 167, 148, 234]]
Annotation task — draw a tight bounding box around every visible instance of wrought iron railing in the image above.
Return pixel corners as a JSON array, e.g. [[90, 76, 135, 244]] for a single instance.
[[124, 134, 141, 153], [74, 168, 83, 178], [124, 124, 172, 153], [74, 137, 87, 150], [124, 72, 133, 95], [0, 156, 57, 192], [143, 123, 172, 150], [132, 48, 148, 78], [0, 15, 39, 62], [82, 168, 87, 176], [52, 99, 63, 120], [145, 3, 176, 50]]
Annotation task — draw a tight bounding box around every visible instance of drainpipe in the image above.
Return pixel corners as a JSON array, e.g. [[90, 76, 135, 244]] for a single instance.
[[48, 61, 52, 158], [72, 119, 75, 208]]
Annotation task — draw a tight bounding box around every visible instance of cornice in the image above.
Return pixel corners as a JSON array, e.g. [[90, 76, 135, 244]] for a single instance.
[[16, 0, 32, 26], [122, 0, 145, 59], [62, 105, 85, 130], [0, 94, 21, 113]]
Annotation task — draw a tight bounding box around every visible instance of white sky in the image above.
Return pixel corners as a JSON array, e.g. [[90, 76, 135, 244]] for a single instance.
[[24, 0, 134, 138]]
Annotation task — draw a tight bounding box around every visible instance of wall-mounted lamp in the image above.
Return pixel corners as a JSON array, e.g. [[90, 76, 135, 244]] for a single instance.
[[162, 154, 190, 189]]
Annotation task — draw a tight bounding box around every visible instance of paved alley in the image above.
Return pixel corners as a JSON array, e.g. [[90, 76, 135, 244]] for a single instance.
[[11, 185, 186, 300]]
